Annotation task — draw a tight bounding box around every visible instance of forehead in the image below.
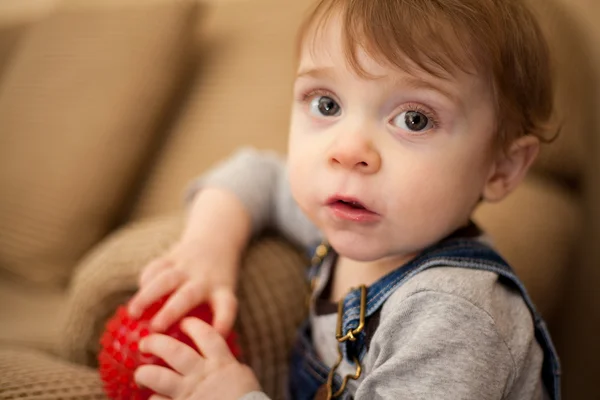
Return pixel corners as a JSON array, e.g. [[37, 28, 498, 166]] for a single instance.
[[296, 16, 491, 108]]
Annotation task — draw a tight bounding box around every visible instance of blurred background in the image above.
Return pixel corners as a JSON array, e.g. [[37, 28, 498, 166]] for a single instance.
[[0, 0, 597, 398]]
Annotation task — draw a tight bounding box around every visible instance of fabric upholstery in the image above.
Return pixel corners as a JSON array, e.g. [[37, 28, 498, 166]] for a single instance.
[[0, 278, 65, 353], [60, 213, 186, 366], [0, 346, 106, 400], [130, 0, 315, 219], [0, 0, 197, 287], [0, 21, 27, 81]]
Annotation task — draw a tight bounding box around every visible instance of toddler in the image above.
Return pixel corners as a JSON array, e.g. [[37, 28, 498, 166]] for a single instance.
[[128, 0, 560, 398]]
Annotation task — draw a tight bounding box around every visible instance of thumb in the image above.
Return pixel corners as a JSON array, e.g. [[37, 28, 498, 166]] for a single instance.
[[210, 289, 238, 336]]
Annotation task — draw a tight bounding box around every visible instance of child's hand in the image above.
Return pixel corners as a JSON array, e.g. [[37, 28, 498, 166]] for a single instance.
[[127, 240, 239, 335], [134, 317, 261, 400]]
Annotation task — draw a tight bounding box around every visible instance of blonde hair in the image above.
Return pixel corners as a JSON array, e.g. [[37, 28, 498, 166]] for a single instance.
[[297, 0, 556, 147]]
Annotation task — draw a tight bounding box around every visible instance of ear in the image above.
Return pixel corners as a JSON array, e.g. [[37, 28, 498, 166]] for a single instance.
[[482, 135, 540, 203]]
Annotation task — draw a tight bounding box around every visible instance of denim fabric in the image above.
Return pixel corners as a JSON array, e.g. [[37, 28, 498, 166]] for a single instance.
[[287, 320, 349, 400], [287, 236, 561, 400]]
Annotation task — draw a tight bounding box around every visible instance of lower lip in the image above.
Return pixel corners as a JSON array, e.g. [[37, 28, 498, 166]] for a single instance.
[[327, 202, 381, 223]]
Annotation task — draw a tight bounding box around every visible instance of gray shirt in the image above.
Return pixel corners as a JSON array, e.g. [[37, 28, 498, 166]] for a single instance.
[[192, 148, 546, 400]]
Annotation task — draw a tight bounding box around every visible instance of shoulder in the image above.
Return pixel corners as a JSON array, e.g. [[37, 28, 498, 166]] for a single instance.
[[378, 267, 538, 374], [384, 267, 534, 336]]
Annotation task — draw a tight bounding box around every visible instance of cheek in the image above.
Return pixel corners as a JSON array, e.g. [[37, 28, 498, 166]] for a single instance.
[[288, 161, 320, 227], [287, 140, 314, 205], [390, 151, 490, 219], [287, 118, 324, 181]]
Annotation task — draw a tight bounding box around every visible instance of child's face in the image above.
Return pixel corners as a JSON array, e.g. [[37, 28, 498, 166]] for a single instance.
[[287, 18, 499, 264]]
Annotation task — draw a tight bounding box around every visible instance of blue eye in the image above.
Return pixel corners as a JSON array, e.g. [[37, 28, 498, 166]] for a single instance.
[[309, 96, 341, 117], [391, 110, 433, 132]]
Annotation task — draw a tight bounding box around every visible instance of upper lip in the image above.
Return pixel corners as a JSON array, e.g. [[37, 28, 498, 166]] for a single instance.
[[326, 195, 377, 213]]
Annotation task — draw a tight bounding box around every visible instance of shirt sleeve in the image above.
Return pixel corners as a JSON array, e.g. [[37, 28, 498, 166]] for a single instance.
[[186, 147, 322, 250], [355, 290, 515, 400]]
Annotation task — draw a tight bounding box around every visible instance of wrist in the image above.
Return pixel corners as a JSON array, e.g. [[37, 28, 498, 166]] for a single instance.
[[181, 187, 252, 254], [175, 237, 242, 269]]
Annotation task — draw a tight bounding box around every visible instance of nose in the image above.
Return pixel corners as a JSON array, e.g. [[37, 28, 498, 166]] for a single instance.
[[328, 133, 381, 174]]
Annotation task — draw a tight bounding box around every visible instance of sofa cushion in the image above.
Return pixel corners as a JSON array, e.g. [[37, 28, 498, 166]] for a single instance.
[[0, 22, 28, 82], [0, 0, 197, 287], [0, 277, 66, 353], [0, 346, 105, 400], [130, 0, 315, 219]]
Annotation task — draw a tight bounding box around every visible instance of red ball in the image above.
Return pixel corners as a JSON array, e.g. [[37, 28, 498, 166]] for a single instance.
[[98, 297, 241, 400]]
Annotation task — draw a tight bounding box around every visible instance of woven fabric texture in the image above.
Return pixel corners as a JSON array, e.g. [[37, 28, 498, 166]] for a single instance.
[[59, 213, 186, 366], [0, 346, 106, 399]]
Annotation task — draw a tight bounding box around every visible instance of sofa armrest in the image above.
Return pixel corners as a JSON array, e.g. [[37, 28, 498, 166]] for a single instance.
[[59, 212, 185, 366], [59, 212, 310, 399], [0, 345, 107, 400]]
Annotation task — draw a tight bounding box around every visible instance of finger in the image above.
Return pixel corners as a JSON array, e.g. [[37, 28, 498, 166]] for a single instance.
[[181, 317, 235, 362], [128, 269, 185, 319], [151, 281, 205, 332], [139, 257, 171, 287], [134, 364, 182, 398], [139, 334, 201, 375], [210, 289, 238, 336]]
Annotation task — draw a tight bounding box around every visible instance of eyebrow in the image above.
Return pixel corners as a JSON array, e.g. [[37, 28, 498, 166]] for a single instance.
[[296, 66, 336, 81], [390, 76, 460, 105]]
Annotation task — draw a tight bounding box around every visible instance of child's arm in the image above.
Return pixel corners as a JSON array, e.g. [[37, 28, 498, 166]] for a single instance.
[[187, 147, 322, 250], [129, 147, 320, 333], [130, 148, 320, 399]]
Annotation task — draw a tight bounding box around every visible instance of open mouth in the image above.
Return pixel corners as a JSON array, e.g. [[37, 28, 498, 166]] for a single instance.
[[334, 199, 367, 210], [326, 196, 380, 223]]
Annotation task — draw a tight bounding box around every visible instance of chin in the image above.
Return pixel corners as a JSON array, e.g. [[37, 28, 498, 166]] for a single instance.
[[325, 230, 386, 262]]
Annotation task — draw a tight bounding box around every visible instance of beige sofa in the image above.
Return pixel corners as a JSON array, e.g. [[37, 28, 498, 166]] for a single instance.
[[0, 0, 597, 398]]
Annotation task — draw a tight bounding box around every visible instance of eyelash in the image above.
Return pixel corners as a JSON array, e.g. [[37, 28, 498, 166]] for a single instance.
[[298, 88, 441, 131], [299, 88, 338, 106], [392, 103, 440, 132]]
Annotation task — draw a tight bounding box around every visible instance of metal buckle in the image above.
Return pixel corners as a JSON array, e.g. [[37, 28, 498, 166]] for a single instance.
[[326, 285, 367, 399]]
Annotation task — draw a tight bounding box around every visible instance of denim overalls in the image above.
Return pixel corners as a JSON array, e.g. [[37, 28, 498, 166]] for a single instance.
[[287, 234, 561, 400]]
